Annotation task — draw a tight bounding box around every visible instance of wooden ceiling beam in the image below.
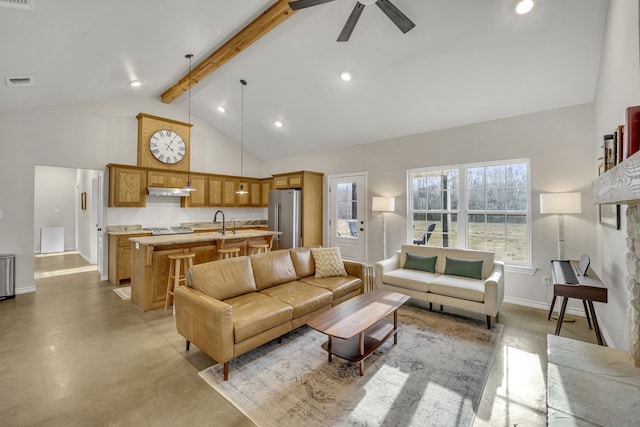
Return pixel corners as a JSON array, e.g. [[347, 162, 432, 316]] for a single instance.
[[161, 0, 296, 104]]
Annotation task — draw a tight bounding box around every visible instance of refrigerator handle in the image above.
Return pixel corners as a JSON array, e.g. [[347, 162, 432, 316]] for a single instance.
[[275, 203, 280, 241]]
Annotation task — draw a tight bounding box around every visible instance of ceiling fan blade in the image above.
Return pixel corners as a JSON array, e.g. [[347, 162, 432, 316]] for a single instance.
[[288, 0, 335, 11], [376, 0, 416, 34], [337, 2, 365, 42]]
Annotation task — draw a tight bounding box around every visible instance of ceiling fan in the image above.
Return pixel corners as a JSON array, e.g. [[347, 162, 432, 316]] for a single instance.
[[289, 0, 416, 42]]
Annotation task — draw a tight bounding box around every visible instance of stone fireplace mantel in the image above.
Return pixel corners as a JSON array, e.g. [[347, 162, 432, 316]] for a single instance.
[[592, 150, 640, 367]]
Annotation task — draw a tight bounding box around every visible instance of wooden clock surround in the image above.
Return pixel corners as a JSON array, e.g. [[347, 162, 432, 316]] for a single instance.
[[136, 113, 192, 172]]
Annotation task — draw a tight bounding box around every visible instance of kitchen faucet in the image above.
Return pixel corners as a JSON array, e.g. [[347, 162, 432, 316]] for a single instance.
[[229, 218, 237, 234], [213, 210, 225, 235]]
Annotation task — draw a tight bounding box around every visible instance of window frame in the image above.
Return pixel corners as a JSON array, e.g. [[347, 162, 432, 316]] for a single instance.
[[407, 158, 532, 267]]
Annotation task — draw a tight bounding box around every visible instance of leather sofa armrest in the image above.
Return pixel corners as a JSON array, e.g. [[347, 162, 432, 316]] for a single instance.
[[174, 285, 234, 364], [374, 250, 401, 288], [483, 261, 505, 317], [343, 260, 364, 280]]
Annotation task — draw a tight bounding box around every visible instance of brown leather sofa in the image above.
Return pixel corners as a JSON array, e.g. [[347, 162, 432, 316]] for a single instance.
[[174, 247, 365, 380]]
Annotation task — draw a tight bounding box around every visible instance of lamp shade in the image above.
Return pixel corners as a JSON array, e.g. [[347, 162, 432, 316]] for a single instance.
[[540, 192, 582, 214], [372, 196, 395, 212]]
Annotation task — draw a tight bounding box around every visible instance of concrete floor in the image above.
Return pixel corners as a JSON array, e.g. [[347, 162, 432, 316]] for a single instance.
[[0, 253, 599, 426]]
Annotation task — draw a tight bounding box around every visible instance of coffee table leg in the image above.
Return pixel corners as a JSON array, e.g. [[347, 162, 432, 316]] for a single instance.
[[327, 336, 332, 362], [394, 309, 399, 345], [359, 332, 364, 376]]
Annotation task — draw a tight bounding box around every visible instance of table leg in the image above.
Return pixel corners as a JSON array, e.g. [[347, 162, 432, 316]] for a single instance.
[[359, 332, 364, 376], [582, 299, 592, 329], [588, 301, 604, 346], [394, 309, 399, 345], [554, 297, 568, 336], [548, 295, 557, 320], [327, 336, 332, 362]]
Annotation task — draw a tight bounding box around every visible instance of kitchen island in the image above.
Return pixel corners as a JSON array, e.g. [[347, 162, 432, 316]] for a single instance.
[[129, 230, 278, 312]]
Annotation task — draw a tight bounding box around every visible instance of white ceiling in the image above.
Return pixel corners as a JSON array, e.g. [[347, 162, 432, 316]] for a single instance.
[[0, 0, 608, 161]]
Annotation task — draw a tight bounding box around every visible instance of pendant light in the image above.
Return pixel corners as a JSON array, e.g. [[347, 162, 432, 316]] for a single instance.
[[183, 53, 196, 192], [236, 79, 248, 194]]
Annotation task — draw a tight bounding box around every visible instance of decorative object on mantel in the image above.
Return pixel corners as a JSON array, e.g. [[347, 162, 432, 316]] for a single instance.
[[199, 305, 502, 427], [598, 163, 621, 229], [626, 106, 640, 160]]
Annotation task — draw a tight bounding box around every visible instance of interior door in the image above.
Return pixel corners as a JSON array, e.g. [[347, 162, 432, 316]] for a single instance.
[[328, 174, 366, 262], [92, 174, 105, 278]]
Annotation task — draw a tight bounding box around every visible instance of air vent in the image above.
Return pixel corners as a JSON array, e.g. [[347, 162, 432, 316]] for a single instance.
[[0, 0, 34, 10], [6, 77, 34, 87]]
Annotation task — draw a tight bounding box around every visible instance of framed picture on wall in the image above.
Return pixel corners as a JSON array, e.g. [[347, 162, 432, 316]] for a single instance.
[[598, 164, 621, 229]]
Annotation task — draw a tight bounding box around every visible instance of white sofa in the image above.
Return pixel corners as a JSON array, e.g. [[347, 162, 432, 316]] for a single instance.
[[375, 245, 504, 328]]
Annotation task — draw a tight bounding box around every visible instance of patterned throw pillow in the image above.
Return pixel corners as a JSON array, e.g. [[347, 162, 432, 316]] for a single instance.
[[311, 247, 348, 279]]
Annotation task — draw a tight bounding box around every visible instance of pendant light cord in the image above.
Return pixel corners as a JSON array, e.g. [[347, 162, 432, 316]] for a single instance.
[[240, 79, 247, 178]]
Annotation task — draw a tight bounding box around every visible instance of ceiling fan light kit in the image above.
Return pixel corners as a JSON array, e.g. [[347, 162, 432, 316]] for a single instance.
[[289, 0, 415, 42]]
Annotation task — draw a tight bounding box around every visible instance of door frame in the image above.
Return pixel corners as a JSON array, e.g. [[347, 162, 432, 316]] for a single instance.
[[327, 172, 368, 263]]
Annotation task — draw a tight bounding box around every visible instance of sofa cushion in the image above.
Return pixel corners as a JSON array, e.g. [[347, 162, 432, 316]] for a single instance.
[[442, 248, 494, 279], [250, 249, 298, 291], [443, 256, 483, 280], [382, 269, 435, 293], [260, 281, 333, 318], [301, 275, 362, 300], [400, 245, 445, 273], [311, 247, 348, 278], [224, 292, 293, 343], [186, 256, 257, 301], [289, 247, 315, 279], [428, 275, 485, 303], [403, 253, 437, 273]]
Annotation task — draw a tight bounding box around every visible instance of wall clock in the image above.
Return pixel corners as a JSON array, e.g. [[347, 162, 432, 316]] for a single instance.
[[136, 113, 192, 171]]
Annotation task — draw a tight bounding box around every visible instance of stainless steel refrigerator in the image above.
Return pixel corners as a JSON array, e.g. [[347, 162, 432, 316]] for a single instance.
[[268, 189, 302, 250]]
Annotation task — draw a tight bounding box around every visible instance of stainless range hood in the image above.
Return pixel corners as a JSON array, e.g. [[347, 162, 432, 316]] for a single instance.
[[147, 187, 191, 197]]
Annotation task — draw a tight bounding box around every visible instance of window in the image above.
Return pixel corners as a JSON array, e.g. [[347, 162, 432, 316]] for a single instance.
[[408, 159, 530, 264]]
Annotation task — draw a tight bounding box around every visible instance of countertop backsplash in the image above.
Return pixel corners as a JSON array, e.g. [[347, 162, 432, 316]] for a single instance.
[[107, 197, 267, 229]]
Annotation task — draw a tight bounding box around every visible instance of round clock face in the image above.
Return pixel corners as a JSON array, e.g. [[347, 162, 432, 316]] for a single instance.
[[149, 129, 186, 164]]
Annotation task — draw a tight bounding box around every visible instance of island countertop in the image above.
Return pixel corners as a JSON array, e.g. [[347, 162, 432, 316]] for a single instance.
[[129, 230, 279, 246]]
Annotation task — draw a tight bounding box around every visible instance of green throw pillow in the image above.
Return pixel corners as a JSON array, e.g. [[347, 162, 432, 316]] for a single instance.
[[403, 253, 437, 273], [443, 257, 483, 280]]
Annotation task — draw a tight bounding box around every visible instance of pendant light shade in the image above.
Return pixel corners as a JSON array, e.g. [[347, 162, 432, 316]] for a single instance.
[[236, 79, 248, 195], [183, 53, 196, 192]]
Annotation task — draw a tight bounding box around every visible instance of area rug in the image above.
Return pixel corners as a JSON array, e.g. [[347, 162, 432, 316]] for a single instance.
[[112, 286, 131, 300], [199, 305, 503, 427]]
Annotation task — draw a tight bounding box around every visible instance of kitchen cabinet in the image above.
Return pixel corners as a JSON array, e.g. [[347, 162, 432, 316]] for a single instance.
[[181, 173, 207, 207], [236, 179, 250, 207], [261, 179, 272, 207], [147, 170, 188, 188], [249, 180, 262, 207], [108, 232, 151, 286], [208, 176, 223, 206], [223, 178, 237, 207], [297, 171, 323, 246], [108, 165, 147, 207], [273, 172, 304, 189]]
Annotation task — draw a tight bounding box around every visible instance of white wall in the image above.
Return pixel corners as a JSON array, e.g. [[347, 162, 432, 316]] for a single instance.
[[0, 96, 263, 294], [593, 0, 640, 350], [264, 103, 598, 312]]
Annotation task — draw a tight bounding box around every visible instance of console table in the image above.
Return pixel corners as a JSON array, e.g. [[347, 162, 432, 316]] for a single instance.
[[548, 260, 608, 345]]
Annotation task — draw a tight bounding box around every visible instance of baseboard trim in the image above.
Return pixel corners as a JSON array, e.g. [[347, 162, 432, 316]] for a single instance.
[[16, 285, 36, 294]]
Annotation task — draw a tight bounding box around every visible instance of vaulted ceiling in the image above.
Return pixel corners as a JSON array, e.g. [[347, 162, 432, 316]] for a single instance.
[[0, 0, 608, 160]]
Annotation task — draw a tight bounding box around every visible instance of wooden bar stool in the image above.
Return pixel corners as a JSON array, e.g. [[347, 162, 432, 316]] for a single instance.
[[249, 242, 270, 255], [218, 247, 240, 259], [165, 253, 195, 310]]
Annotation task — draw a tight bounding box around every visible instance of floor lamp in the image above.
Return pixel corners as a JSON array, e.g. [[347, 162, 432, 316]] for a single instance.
[[372, 196, 395, 259], [539, 192, 582, 260], [540, 192, 582, 321]]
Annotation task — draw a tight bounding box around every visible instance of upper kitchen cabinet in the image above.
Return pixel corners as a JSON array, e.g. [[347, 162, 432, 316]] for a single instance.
[[147, 170, 188, 188], [181, 173, 207, 208], [223, 178, 237, 207], [272, 172, 304, 189], [249, 180, 262, 207], [208, 175, 223, 207], [261, 178, 272, 207], [108, 164, 147, 208]]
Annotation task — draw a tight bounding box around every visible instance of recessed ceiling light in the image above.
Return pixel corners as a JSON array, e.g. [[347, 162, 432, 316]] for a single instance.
[[274, 121, 283, 128], [340, 71, 352, 82], [514, 0, 534, 15], [128, 80, 142, 87], [217, 106, 226, 113]]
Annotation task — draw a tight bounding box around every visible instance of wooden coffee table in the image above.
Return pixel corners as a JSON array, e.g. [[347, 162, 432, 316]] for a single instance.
[[307, 289, 410, 376]]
